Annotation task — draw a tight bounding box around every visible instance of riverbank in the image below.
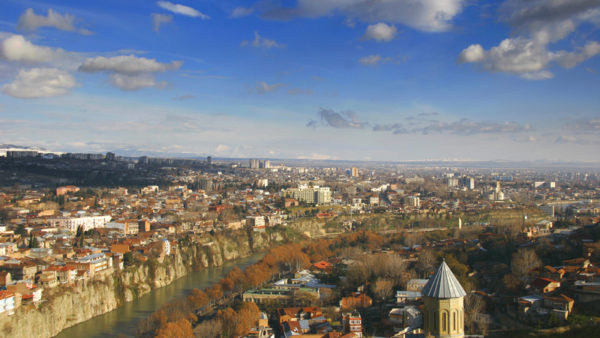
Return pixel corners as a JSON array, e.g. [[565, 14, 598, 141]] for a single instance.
[[0, 230, 285, 338]]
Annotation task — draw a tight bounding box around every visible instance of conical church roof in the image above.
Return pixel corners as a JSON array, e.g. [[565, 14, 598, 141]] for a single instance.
[[421, 260, 467, 299]]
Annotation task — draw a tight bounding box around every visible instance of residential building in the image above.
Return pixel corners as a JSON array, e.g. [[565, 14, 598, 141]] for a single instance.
[[342, 311, 363, 337], [47, 215, 112, 232], [0, 290, 16, 315]]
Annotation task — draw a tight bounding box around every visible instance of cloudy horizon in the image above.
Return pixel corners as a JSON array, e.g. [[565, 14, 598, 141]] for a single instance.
[[1, 1, 599, 162]]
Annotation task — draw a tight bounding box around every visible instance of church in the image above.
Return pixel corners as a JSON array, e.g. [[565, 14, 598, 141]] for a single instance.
[[421, 260, 467, 338]]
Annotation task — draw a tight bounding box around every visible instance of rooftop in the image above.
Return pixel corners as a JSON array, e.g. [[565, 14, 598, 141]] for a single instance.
[[421, 260, 467, 299]]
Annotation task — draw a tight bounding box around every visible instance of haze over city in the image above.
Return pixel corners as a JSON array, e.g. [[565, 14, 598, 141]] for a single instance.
[[1, 0, 599, 162]]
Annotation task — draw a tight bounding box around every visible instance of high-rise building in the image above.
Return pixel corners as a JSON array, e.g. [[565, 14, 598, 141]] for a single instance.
[[459, 177, 475, 190], [249, 159, 260, 169], [206, 156, 212, 166], [351, 167, 359, 177], [422, 261, 466, 338], [404, 196, 420, 208], [447, 178, 459, 188], [283, 186, 331, 204]]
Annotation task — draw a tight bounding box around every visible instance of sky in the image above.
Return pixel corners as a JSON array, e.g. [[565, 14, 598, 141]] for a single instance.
[[0, 0, 600, 162]]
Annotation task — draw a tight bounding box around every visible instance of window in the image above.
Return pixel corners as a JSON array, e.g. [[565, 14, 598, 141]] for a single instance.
[[442, 311, 448, 333], [434, 311, 438, 331], [453, 311, 456, 331]]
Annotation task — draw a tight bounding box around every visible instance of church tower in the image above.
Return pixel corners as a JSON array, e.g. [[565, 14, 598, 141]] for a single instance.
[[422, 260, 467, 338]]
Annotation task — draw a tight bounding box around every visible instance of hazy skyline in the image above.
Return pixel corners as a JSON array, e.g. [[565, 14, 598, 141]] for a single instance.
[[1, 0, 599, 162]]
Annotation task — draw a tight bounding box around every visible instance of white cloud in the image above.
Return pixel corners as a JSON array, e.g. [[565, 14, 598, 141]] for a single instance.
[[17, 8, 92, 35], [458, 44, 484, 63], [363, 22, 397, 42], [157, 1, 209, 19], [78, 55, 182, 91], [241, 31, 285, 49], [460, 0, 600, 79], [2, 67, 76, 98], [231, 7, 254, 18], [152, 13, 173, 32], [359, 54, 382, 66], [459, 37, 600, 79], [79, 55, 182, 73], [0, 34, 56, 63], [500, 0, 600, 44], [262, 0, 465, 32]]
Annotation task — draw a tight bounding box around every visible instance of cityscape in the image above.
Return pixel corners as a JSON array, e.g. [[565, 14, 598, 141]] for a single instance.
[[1, 1, 600, 338]]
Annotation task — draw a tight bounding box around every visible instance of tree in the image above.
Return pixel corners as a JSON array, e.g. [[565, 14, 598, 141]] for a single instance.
[[187, 289, 209, 310], [28, 233, 39, 248], [206, 284, 223, 304], [511, 248, 541, 283], [123, 252, 135, 267], [464, 293, 487, 334], [417, 249, 436, 277], [373, 278, 394, 304], [155, 318, 194, 338], [15, 224, 27, 236]]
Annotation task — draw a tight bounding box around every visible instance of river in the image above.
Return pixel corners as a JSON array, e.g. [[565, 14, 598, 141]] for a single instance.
[[54, 252, 265, 338]]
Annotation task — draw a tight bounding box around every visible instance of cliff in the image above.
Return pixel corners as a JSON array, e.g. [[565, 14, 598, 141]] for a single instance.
[[0, 230, 285, 338]]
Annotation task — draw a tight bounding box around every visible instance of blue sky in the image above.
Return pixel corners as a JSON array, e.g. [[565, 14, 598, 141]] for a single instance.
[[1, 0, 599, 162]]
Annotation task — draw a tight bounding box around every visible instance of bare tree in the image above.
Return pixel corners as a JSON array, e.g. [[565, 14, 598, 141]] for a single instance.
[[417, 249, 436, 277], [464, 293, 488, 335], [511, 248, 541, 283], [194, 318, 222, 338], [373, 278, 394, 304]]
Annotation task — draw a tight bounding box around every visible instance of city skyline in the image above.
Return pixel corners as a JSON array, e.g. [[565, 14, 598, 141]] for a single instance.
[[1, 0, 600, 162]]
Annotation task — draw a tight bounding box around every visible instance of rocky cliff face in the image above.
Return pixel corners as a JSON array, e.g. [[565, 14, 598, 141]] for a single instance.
[[0, 231, 282, 338]]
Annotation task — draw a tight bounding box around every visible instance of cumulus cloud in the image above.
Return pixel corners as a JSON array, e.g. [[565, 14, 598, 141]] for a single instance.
[[17, 8, 92, 35], [457, 44, 484, 63], [255, 81, 285, 94], [78, 55, 182, 90], [317, 108, 368, 129], [459, 38, 600, 79], [261, 0, 465, 32], [2, 67, 76, 98], [157, 1, 210, 19], [152, 13, 173, 32], [0, 34, 55, 63], [231, 7, 254, 18], [459, 0, 600, 79], [500, 0, 600, 44], [241, 31, 284, 49], [0, 34, 83, 70], [363, 22, 397, 42]]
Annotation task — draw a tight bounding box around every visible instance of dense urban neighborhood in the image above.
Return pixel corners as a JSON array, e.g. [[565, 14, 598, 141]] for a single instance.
[[0, 151, 599, 337]]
